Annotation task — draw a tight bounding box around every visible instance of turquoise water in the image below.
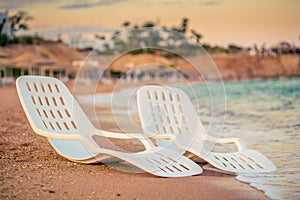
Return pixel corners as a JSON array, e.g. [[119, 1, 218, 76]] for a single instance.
[[190, 78, 300, 199]]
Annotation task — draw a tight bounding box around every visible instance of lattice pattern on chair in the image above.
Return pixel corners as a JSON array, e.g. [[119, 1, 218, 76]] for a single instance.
[[146, 89, 190, 136], [137, 85, 277, 174], [23, 80, 79, 135], [206, 150, 269, 172], [138, 86, 202, 149], [138, 151, 192, 174]]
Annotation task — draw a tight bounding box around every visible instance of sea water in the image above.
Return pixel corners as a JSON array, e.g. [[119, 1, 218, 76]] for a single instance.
[[190, 78, 300, 200], [78, 78, 300, 199]]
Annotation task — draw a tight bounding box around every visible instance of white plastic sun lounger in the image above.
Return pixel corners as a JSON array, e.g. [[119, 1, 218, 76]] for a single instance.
[[16, 76, 202, 177], [137, 85, 276, 174]]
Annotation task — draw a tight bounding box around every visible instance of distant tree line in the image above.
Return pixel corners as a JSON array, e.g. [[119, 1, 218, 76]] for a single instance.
[[94, 18, 249, 55], [0, 10, 59, 46]]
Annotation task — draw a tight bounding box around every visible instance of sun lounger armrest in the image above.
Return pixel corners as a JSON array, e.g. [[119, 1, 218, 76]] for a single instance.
[[91, 129, 155, 150], [204, 135, 247, 151]]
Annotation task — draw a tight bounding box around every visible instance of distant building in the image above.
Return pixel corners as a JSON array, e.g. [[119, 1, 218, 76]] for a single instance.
[[0, 10, 12, 37], [120, 64, 185, 83], [72, 60, 110, 84]]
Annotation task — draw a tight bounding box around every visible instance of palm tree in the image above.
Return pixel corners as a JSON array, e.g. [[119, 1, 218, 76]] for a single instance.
[[122, 21, 131, 29], [181, 17, 189, 33], [95, 34, 106, 40], [9, 10, 33, 36], [142, 21, 155, 27], [191, 29, 203, 43]]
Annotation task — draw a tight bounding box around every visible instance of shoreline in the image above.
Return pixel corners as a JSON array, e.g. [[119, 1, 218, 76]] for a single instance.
[[0, 86, 269, 199]]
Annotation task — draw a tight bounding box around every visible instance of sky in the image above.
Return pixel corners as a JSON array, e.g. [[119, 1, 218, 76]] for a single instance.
[[1, 0, 300, 47]]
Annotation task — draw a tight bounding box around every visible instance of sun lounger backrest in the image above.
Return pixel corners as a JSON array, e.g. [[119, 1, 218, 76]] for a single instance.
[[138, 85, 205, 149], [16, 76, 93, 137]]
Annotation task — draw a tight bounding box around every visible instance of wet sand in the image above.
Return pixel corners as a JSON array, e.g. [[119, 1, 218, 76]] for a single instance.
[[0, 86, 268, 199]]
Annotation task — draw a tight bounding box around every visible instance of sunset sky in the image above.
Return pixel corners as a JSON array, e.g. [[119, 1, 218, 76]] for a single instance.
[[1, 0, 299, 47]]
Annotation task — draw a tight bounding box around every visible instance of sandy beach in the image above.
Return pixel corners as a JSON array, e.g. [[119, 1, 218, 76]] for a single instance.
[[0, 85, 269, 199]]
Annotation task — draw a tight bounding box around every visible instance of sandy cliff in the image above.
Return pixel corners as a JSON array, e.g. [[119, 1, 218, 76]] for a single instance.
[[0, 44, 299, 81], [212, 53, 300, 81]]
